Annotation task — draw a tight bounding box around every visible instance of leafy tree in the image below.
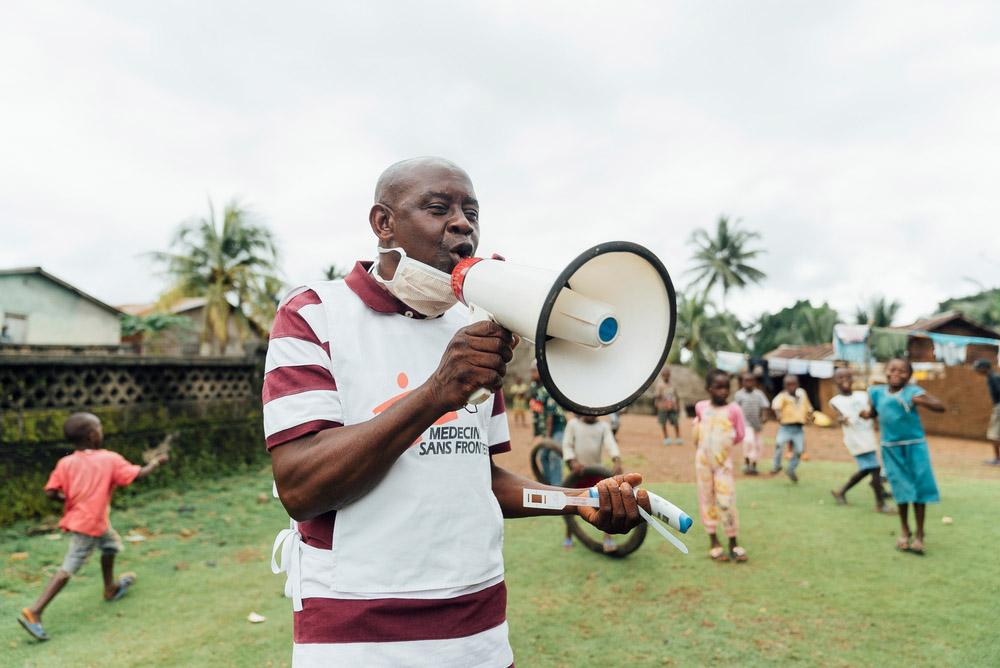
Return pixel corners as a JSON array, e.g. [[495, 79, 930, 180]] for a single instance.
[[687, 216, 767, 311], [152, 199, 282, 353], [854, 295, 902, 327], [937, 287, 1000, 328], [120, 313, 190, 338], [669, 293, 745, 373], [323, 264, 348, 281], [750, 300, 839, 356]]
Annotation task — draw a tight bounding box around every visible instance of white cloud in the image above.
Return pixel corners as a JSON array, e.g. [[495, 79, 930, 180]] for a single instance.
[[0, 1, 997, 326]]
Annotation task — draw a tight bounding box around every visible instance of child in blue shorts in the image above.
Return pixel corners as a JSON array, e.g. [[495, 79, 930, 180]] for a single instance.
[[828, 368, 892, 513], [864, 358, 946, 555]]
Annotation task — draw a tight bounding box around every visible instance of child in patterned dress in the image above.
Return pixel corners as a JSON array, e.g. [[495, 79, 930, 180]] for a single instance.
[[692, 369, 748, 562]]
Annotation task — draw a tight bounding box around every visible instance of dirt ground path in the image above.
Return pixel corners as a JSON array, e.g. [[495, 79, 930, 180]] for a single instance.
[[501, 412, 1000, 484]]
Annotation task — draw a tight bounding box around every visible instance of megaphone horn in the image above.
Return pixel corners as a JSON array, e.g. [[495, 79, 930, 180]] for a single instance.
[[451, 241, 676, 416]]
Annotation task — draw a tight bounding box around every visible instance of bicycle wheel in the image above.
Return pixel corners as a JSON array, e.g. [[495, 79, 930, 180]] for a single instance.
[[562, 465, 647, 558], [529, 440, 563, 483]]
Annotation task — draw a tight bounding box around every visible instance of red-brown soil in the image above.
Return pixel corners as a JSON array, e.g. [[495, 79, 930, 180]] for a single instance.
[[501, 413, 1000, 484]]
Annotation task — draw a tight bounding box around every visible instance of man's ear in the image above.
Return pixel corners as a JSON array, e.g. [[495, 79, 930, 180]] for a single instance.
[[369, 204, 395, 243]]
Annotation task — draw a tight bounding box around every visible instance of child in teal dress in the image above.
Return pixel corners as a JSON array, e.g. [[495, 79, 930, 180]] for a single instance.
[[864, 358, 946, 554]]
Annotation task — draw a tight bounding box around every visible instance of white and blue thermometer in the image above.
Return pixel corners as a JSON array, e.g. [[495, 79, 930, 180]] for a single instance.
[[523, 487, 693, 554]]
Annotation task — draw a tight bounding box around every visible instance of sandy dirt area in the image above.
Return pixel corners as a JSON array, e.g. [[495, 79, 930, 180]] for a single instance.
[[501, 412, 1000, 484]]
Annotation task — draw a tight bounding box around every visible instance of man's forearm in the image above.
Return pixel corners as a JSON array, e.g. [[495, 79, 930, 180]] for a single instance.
[[490, 463, 583, 518], [271, 384, 448, 521]]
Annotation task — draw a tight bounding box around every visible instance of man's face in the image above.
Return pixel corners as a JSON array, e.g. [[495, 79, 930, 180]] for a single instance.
[[784, 377, 798, 393], [379, 165, 480, 274], [741, 374, 755, 390]]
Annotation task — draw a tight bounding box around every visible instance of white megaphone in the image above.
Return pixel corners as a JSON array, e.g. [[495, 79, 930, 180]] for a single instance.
[[450, 241, 676, 415]]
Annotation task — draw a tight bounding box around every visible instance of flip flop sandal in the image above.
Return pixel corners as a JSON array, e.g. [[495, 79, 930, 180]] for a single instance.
[[908, 538, 925, 555], [831, 491, 847, 506], [730, 546, 748, 562], [17, 609, 49, 641], [108, 573, 136, 601], [709, 546, 729, 561], [895, 535, 911, 552]]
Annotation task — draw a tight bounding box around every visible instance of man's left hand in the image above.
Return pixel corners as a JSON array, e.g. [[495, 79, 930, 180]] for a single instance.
[[577, 473, 650, 534]]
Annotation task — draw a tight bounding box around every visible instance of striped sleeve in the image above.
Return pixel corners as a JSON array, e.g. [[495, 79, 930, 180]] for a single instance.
[[487, 392, 511, 455], [263, 288, 342, 450]]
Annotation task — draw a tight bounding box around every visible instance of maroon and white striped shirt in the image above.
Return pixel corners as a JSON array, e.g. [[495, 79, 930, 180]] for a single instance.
[[264, 261, 513, 667]]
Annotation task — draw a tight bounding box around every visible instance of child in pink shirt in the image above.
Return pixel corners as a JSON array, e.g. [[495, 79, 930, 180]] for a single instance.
[[17, 412, 167, 641], [692, 369, 748, 562]]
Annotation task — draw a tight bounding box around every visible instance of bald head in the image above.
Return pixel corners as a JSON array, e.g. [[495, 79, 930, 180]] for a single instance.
[[64, 412, 101, 447], [369, 156, 480, 275], [374, 157, 470, 208]]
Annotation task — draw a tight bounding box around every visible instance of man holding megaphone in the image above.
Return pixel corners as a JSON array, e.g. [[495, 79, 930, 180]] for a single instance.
[[265, 157, 654, 668]]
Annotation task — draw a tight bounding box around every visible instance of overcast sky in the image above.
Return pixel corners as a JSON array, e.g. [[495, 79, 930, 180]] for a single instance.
[[2, 1, 998, 324]]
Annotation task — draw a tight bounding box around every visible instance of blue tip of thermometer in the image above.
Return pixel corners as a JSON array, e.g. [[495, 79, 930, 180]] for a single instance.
[[523, 487, 692, 554]]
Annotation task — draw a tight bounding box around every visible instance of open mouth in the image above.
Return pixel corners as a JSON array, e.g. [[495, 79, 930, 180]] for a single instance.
[[448, 242, 475, 266]]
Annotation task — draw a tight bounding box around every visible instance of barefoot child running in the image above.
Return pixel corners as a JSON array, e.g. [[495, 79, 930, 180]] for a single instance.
[[828, 368, 892, 513], [692, 369, 748, 562], [17, 413, 168, 641], [865, 359, 945, 554]]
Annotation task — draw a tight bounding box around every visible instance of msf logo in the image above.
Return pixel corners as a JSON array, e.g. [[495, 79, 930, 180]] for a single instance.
[[372, 373, 459, 444]]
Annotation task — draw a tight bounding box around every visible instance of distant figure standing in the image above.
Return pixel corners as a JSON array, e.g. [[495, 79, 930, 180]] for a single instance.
[[529, 365, 566, 485], [692, 369, 748, 562], [508, 376, 530, 428], [653, 368, 683, 445], [733, 373, 769, 475], [828, 368, 892, 513], [864, 358, 946, 554], [770, 375, 813, 482], [563, 414, 623, 552], [973, 359, 1000, 466], [17, 413, 168, 641], [0, 324, 11, 343]]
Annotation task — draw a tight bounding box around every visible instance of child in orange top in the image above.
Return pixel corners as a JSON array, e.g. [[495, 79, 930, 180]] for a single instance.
[[17, 413, 168, 641], [692, 369, 748, 562]]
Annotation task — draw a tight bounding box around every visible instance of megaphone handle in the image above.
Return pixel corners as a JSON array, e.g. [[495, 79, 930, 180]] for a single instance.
[[466, 304, 494, 406]]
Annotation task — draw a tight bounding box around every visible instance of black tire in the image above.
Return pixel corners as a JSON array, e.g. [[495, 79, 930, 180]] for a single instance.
[[529, 440, 563, 483], [562, 465, 647, 558]]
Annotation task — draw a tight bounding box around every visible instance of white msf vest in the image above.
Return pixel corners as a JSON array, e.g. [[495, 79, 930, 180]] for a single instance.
[[310, 280, 505, 594]]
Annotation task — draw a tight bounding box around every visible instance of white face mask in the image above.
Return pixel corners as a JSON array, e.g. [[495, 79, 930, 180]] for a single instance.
[[372, 246, 457, 317]]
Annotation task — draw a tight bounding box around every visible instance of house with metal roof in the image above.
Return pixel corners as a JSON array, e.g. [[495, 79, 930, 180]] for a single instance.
[[0, 267, 123, 346]]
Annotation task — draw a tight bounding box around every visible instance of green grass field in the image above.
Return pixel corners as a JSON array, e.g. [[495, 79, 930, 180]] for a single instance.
[[2, 463, 998, 667]]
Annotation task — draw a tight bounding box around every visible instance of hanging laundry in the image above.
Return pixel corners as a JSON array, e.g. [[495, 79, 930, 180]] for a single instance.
[[932, 340, 967, 366], [787, 359, 810, 375], [833, 324, 870, 364], [768, 357, 789, 374], [715, 350, 748, 374], [809, 360, 835, 378], [834, 324, 869, 344]]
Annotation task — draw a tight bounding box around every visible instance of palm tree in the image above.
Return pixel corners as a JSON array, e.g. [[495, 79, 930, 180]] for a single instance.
[[153, 199, 281, 353], [687, 216, 767, 312], [854, 295, 902, 327], [669, 293, 744, 373]]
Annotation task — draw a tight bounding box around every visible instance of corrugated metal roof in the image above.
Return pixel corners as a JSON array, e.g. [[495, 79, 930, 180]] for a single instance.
[[764, 343, 835, 360], [0, 267, 122, 316]]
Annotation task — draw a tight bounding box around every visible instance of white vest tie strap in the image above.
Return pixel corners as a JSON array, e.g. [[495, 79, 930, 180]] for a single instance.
[[271, 522, 303, 612]]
